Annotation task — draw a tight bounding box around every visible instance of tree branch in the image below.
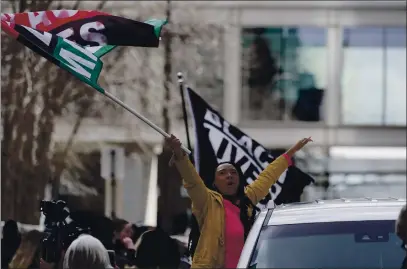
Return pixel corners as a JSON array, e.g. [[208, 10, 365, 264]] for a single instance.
[[71, 0, 81, 10], [51, 102, 92, 198], [96, 0, 108, 10], [7, 0, 17, 13], [56, 0, 64, 10], [19, 0, 26, 12]]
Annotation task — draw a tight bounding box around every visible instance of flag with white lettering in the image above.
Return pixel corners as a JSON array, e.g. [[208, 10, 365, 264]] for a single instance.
[[1, 10, 166, 57], [186, 87, 314, 207], [2, 21, 105, 92], [1, 13, 166, 94]]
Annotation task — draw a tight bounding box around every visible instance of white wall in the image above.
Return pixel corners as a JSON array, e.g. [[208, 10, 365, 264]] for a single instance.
[[121, 153, 149, 224]]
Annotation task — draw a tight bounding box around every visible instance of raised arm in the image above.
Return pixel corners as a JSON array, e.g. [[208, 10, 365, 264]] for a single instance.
[[166, 135, 210, 213], [245, 137, 312, 205]]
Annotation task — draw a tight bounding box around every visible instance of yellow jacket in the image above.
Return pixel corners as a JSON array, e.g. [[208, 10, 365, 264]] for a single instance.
[[174, 155, 289, 268]]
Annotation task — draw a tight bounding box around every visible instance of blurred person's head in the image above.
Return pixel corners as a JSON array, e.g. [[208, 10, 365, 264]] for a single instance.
[[2, 219, 20, 240], [63, 234, 113, 269], [396, 205, 407, 249], [9, 230, 42, 269], [2, 220, 21, 269], [113, 219, 133, 242], [134, 229, 180, 269]]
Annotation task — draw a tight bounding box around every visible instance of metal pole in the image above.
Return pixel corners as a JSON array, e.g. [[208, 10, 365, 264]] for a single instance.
[[177, 72, 192, 150], [103, 91, 191, 155], [110, 149, 116, 219]]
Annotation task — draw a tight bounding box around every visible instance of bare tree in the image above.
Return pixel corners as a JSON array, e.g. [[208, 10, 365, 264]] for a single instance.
[[0, 0, 124, 224], [105, 1, 227, 131]]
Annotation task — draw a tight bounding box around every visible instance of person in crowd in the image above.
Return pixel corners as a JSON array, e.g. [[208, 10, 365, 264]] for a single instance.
[[1, 220, 21, 269], [396, 205, 407, 269], [133, 229, 181, 269], [166, 134, 312, 268], [69, 210, 115, 250], [111, 219, 137, 268], [113, 219, 134, 248], [8, 230, 42, 269], [62, 234, 113, 269], [247, 28, 283, 120]]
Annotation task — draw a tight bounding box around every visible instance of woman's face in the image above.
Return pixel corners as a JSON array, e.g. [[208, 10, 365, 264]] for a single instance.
[[214, 163, 240, 196], [120, 223, 134, 240]]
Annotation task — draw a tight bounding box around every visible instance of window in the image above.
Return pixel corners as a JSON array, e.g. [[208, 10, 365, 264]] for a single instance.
[[250, 221, 404, 269], [328, 173, 406, 199], [241, 27, 327, 121], [341, 27, 406, 126]]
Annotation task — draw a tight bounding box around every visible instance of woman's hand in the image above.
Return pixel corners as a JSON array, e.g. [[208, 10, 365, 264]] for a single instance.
[[165, 134, 184, 159], [286, 137, 313, 157], [122, 237, 136, 250]]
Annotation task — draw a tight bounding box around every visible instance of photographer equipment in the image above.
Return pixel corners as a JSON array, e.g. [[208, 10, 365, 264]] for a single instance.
[[40, 200, 90, 263]]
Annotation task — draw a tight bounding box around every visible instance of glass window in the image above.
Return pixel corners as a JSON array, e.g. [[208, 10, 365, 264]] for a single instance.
[[385, 28, 406, 125], [341, 27, 406, 126], [241, 27, 327, 121], [327, 173, 407, 199], [250, 221, 404, 269]]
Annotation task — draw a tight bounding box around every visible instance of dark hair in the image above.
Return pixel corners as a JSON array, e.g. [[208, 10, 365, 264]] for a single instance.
[[113, 218, 129, 233], [135, 229, 180, 269], [2, 219, 20, 242], [186, 163, 259, 258], [2, 220, 21, 269]]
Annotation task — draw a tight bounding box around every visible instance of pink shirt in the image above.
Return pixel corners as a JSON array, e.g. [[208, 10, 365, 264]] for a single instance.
[[223, 199, 244, 269], [222, 154, 292, 268]]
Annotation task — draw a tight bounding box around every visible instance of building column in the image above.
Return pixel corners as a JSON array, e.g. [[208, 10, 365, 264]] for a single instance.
[[223, 8, 241, 124], [324, 20, 343, 139]]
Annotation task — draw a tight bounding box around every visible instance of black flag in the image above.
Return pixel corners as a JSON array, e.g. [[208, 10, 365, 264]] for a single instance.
[[186, 87, 314, 207]]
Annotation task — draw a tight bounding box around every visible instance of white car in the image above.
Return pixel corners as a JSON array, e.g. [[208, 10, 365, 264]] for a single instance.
[[238, 198, 406, 269]]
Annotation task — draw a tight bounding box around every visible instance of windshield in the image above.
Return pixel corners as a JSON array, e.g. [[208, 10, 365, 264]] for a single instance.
[[249, 220, 405, 269]]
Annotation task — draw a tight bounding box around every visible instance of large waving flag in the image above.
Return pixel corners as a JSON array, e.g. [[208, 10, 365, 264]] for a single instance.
[[1, 10, 165, 57], [2, 22, 105, 92], [186, 87, 315, 208], [1, 10, 166, 93], [1, 10, 185, 153]]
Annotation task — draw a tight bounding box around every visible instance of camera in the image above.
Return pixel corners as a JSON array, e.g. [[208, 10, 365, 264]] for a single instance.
[[40, 200, 90, 263]]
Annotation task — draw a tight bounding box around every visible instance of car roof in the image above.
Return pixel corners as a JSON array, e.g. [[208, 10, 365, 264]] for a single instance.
[[267, 198, 406, 226]]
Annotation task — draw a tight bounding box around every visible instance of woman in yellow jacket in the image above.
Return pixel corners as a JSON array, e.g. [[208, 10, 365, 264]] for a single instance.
[[166, 135, 312, 269]]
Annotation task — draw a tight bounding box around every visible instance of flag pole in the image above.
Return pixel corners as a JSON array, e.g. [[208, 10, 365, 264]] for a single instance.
[[102, 90, 191, 155], [177, 72, 192, 150]]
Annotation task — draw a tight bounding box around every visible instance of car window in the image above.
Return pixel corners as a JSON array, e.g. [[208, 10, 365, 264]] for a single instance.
[[249, 220, 404, 269]]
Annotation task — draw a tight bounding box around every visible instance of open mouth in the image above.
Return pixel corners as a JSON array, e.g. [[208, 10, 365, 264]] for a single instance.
[[227, 182, 234, 186]]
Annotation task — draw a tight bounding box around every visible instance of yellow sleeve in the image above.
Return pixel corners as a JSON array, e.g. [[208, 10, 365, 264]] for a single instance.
[[245, 155, 289, 205], [174, 155, 210, 213]]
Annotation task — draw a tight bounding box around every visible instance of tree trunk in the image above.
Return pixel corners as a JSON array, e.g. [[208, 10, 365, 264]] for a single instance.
[[163, 0, 172, 134], [157, 0, 177, 233], [1, 0, 117, 224]]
